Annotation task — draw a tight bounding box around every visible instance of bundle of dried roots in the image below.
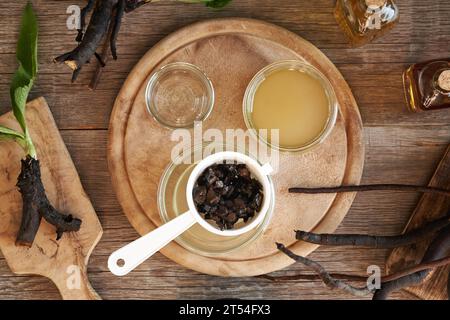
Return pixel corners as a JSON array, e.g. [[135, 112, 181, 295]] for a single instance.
[[54, 0, 128, 83], [54, 0, 232, 87], [262, 184, 450, 300]]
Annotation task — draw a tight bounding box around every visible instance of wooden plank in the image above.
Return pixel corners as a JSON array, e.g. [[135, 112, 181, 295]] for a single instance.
[[0, 98, 103, 300], [0, 249, 417, 300], [386, 146, 450, 300], [0, 126, 445, 299], [0, 0, 449, 129], [0, 0, 449, 300]]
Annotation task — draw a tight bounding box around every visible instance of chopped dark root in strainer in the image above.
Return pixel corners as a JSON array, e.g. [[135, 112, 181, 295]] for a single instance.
[[193, 161, 264, 230]]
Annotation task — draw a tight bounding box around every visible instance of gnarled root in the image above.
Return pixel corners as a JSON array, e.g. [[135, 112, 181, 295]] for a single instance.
[[295, 214, 450, 249], [373, 225, 450, 300], [15, 156, 82, 247], [54, 0, 134, 82], [276, 212, 450, 299]]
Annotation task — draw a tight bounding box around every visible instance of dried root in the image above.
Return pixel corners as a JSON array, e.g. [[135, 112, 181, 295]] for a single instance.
[[54, 1, 232, 86], [15, 156, 82, 247], [54, 0, 140, 83], [289, 184, 450, 197], [295, 214, 450, 249], [276, 243, 373, 297], [284, 182, 450, 299], [373, 225, 450, 299], [272, 212, 450, 299], [260, 256, 450, 284]]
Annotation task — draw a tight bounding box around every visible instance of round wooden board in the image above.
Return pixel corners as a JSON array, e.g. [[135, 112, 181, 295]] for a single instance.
[[108, 18, 364, 277]]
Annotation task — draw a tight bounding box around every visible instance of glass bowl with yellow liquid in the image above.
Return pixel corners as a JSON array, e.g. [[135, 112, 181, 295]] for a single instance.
[[157, 143, 276, 257], [243, 60, 338, 152]]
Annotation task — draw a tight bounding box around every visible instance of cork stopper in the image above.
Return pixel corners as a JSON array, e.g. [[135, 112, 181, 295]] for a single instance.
[[438, 70, 450, 91], [365, 0, 387, 8]]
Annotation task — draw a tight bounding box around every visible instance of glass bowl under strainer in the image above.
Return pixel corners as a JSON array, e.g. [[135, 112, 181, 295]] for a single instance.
[[145, 62, 215, 128], [157, 144, 276, 257]]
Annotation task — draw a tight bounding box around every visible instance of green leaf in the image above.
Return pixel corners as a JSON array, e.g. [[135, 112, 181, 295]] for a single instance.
[[10, 68, 34, 134], [10, 2, 38, 134], [17, 2, 38, 79], [203, 0, 232, 8], [0, 125, 27, 150], [0, 125, 25, 140]]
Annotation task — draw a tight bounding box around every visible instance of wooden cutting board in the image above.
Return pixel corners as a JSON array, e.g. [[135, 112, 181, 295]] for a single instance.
[[386, 145, 450, 300], [0, 97, 103, 300], [108, 18, 364, 276]]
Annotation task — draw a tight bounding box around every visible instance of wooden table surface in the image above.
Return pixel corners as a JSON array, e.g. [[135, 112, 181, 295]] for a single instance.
[[0, 0, 449, 300]]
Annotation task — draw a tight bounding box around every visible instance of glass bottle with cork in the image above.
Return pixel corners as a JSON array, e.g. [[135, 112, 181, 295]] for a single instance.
[[334, 0, 399, 47], [403, 59, 450, 112]]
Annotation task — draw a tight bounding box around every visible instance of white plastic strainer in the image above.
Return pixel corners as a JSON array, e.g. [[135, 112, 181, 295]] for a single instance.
[[108, 151, 273, 276]]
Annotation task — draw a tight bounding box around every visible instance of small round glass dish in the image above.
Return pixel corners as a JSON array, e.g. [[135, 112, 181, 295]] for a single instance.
[[145, 62, 215, 128], [243, 60, 338, 153], [157, 143, 276, 257]]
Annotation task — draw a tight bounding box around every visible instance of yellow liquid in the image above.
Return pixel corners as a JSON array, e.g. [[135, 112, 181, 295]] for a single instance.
[[251, 69, 330, 149]]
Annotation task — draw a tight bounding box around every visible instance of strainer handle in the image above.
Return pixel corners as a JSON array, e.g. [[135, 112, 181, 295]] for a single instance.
[[108, 211, 196, 276]]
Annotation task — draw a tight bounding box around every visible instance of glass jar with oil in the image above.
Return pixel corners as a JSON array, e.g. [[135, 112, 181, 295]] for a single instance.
[[403, 58, 450, 112], [243, 60, 338, 153], [334, 0, 399, 47]]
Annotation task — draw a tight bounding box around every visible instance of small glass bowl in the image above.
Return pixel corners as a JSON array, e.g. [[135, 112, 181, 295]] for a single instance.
[[157, 143, 275, 257], [243, 60, 338, 153], [145, 62, 215, 128]]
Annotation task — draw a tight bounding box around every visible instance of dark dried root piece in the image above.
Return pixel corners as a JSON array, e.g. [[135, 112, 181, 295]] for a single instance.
[[76, 0, 96, 42], [94, 52, 106, 67], [15, 156, 82, 247], [124, 0, 147, 13], [276, 243, 373, 297], [289, 184, 450, 197], [38, 202, 81, 240], [260, 255, 450, 284], [110, 0, 126, 60], [373, 225, 450, 300], [15, 157, 43, 246], [259, 272, 368, 282], [276, 240, 450, 299], [295, 213, 450, 249], [71, 66, 82, 83], [54, 0, 117, 79], [56, 0, 151, 83]]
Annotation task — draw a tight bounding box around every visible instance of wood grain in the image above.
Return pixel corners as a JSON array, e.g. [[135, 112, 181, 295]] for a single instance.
[[0, 0, 449, 299], [386, 145, 450, 300], [0, 98, 103, 299], [1, 1, 449, 130]]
